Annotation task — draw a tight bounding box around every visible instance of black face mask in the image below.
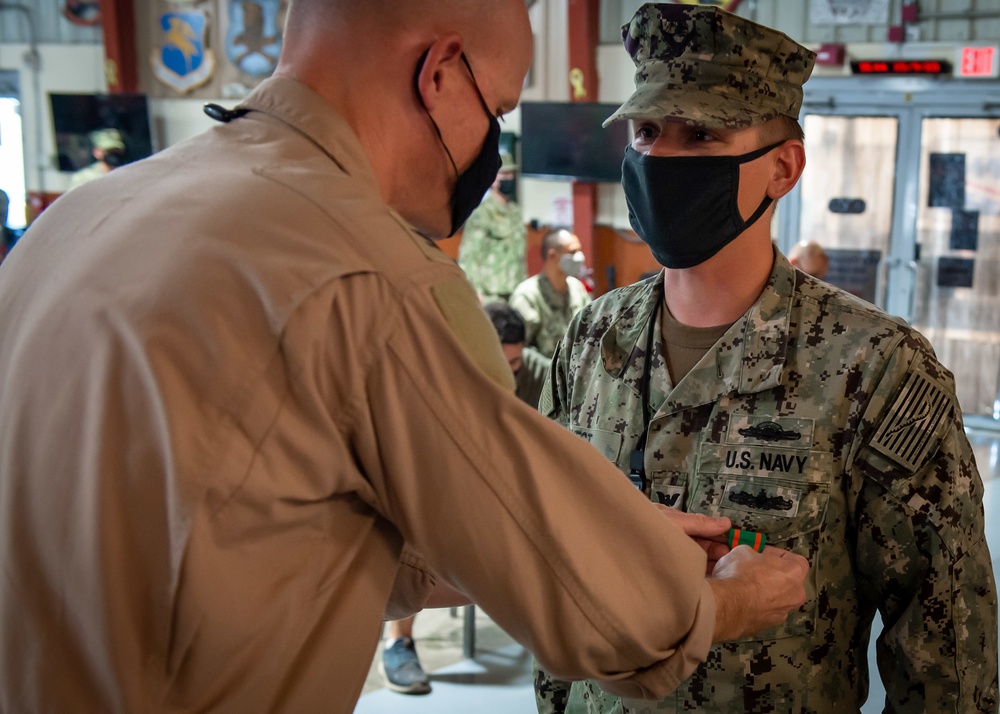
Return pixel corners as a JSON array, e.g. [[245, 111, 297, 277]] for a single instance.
[[416, 51, 501, 237], [621, 142, 783, 269], [498, 178, 517, 201], [102, 151, 126, 168]]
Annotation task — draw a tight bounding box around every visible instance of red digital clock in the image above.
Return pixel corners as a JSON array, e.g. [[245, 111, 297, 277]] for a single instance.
[[850, 60, 952, 75]]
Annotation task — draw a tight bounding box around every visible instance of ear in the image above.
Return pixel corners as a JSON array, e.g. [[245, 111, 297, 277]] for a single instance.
[[413, 34, 464, 113], [767, 140, 805, 200]]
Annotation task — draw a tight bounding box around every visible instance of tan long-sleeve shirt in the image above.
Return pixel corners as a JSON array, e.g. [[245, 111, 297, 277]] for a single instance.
[[0, 77, 715, 713]]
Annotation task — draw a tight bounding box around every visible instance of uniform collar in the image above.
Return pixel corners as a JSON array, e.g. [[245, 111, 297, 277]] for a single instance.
[[600, 248, 795, 414], [538, 273, 569, 308], [237, 77, 382, 195]]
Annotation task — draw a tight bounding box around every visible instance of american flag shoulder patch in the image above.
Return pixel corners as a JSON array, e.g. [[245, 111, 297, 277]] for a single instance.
[[870, 369, 952, 471]]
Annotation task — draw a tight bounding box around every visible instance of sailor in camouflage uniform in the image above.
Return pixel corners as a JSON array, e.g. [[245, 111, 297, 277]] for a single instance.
[[457, 152, 527, 302], [510, 227, 592, 359], [535, 4, 998, 714], [67, 128, 127, 192]]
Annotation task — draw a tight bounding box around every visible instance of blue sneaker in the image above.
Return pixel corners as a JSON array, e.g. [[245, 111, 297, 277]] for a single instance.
[[380, 637, 431, 695]]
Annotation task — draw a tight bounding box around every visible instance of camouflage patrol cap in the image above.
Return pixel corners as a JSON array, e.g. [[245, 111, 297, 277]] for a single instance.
[[604, 4, 816, 129], [89, 128, 125, 151]]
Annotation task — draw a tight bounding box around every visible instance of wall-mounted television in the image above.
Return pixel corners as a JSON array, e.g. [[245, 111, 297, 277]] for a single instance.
[[49, 93, 154, 172], [520, 102, 629, 183]]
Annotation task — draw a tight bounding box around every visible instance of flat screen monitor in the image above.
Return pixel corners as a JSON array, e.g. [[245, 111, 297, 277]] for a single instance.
[[49, 93, 154, 172], [520, 102, 629, 183]]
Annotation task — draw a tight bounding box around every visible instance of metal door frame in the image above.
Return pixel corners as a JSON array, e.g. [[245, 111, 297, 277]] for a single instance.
[[778, 77, 1000, 428]]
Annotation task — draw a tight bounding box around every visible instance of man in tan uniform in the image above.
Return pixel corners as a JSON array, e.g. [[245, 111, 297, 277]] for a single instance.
[[0, 1, 808, 712]]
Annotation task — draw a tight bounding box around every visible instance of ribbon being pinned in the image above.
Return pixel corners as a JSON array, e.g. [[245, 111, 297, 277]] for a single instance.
[[728, 527, 766, 552]]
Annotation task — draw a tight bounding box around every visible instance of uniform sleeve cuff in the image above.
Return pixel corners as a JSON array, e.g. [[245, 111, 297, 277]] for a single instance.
[[597, 579, 717, 700]]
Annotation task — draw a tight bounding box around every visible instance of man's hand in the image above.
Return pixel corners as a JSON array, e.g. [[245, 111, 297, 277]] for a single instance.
[[707, 545, 809, 642], [653, 505, 731, 574]]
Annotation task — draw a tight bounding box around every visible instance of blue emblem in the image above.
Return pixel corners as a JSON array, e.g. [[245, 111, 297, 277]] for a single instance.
[[225, 1, 283, 78], [151, 10, 217, 94]]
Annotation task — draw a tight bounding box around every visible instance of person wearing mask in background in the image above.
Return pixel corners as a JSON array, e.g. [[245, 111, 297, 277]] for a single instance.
[[510, 227, 592, 366], [788, 239, 829, 280], [535, 5, 997, 714], [0, 1, 811, 711], [67, 128, 126, 191], [457, 150, 527, 302], [484, 301, 549, 408]]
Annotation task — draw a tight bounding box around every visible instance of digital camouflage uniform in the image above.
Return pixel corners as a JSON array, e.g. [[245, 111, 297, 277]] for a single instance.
[[67, 128, 125, 192], [535, 6, 998, 710], [510, 273, 592, 359], [67, 163, 110, 192], [535, 254, 998, 713], [457, 192, 527, 302]]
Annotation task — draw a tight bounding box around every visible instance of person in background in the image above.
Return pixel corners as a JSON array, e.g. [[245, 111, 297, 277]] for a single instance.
[[380, 615, 430, 695], [788, 239, 829, 279], [535, 4, 997, 714], [0, 189, 10, 266], [484, 301, 548, 407], [509, 227, 592, 362], [457, 150, 527, 302], [0, 0, 810, 711], [67, 128, 126, 192]]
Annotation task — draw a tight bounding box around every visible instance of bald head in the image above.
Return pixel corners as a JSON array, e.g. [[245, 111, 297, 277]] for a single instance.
[[276, 0, 532, 239], [788, 240, 829, 279], [283, 0, 529, 81]]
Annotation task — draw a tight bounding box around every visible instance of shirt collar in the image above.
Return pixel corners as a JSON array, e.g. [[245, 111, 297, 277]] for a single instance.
[[237, 77, 382, 194], [600, 248, 794, 411]]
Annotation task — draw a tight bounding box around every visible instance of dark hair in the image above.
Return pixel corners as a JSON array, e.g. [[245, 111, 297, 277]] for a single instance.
[[540, 227, 571, 261], [483, 302, 525, 345]]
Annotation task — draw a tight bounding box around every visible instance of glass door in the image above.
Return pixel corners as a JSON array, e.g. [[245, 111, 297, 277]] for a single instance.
[[779, 77, 1000, 425], [912, 117, 1000, 418], [794, 113, 901, 308]]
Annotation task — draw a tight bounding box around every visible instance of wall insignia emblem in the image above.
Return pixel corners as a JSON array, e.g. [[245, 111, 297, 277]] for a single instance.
[[151, 10, 217, 95], [225, 0, 284, 78]]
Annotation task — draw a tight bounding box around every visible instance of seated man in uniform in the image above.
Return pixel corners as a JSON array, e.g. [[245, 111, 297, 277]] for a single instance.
[[510, 227, 592, 361], [535, 4, 998, 714], [484, 301, 548, 407]]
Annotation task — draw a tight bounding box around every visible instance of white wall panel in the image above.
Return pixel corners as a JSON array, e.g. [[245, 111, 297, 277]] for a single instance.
[[0, 0, 101, 44], [0, 42, 103, 195]]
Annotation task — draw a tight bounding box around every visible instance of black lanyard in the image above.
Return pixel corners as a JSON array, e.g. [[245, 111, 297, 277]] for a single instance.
[[627, 283, 663, 492]]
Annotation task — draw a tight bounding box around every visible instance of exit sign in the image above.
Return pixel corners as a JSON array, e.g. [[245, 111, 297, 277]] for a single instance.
[[959, 46, 999, 78]]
